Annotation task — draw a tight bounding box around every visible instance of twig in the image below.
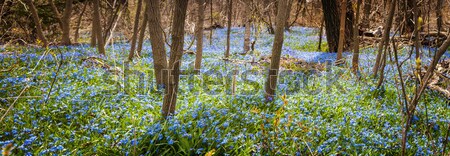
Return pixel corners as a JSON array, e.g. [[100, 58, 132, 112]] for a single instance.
[[443, 122, 450, 155], [44, 48, 64, 105], [0, 85, 29, 123]]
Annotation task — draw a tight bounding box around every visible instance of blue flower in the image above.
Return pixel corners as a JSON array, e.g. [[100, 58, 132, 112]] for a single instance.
[[168, 139, 174, 145]]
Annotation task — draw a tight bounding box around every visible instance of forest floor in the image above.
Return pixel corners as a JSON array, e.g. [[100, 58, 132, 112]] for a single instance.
[[1, 27, 449, 155]]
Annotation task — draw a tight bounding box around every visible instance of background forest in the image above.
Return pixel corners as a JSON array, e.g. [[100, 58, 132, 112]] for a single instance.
[[1, 0, 450, 155]]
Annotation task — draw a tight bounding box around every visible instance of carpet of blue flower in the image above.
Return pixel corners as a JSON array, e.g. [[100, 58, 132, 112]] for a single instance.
[[1, 27, 449, 155]]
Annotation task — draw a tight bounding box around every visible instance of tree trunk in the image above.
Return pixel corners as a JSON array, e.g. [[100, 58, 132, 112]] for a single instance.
[[128, 0, 143, 62], [337, 0, 347, 61], [344, 1, 354, 50], [148, 0, 168, 87], [361, 0, 371, 30], [49, 0, 73, 45], [412, 0, 420, 60], [93, 0, 106, 55], [49, 0, 64, 31], [162, 0, 189, 118], [284, 0, 293, 31], [61, 0, 73, 45], [352, 0, 362, 73], [90, 2, 97, 47], [24, 0, 48, 47], [263, 0, 275, 34], [243, 0, 251, 53], [436, 0, 444, 35], [318, 16, 324, 51], [264, 0, 288, 101], [209, 0, 213, 45], [373, 0, 395, 77], [404, 0, 415, 34], [225, 0, 233, 58], [137, 3, 149, 57], [74, 3, 87, 43], [321, 0, 339, 52], [195, 0, 205, 70]]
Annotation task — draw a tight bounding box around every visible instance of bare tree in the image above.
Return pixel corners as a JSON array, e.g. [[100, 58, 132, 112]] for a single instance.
[[373, 0, 395, 77], [264, 0, 289, 101], [195, 0, 205, 70], [412, 0, 421, 60], [436, 0, 444, 36], [90, 2, 97, 47], [49, 0, 74, 45], [74, 3, 87, 42], [225, 0, 233, 58], [93, 0, 105, 55], [352, 0, 362, 73], [284, 0, 293, 31], [337, 0, 347, 61], [128, 0, 144, 62], [162, 0, 189, 118], [404, 0, 415, 34], [209, 0, 213, 45], [361, 0, 371, 30], [321, 0, 339, 52], [147, 0, 168, 87], [24, 0, 48, 47], [243, 0, 252, 53], [137, 2, 149, 56], [263, 0, 275, 34]]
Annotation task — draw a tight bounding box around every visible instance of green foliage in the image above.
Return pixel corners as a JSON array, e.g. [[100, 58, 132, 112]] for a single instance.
[[286, 39, 328, 52]]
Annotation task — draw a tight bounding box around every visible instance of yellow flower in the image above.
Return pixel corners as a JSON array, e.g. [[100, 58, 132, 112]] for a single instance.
[[415, 57, 422, 68], [36, 39, 42, 46], [274, 116, 280, 127], [418, 17, 423, 29], [251, 107, 260, 114], [205, 149, 216, 156], [2, 143, 14, 156]]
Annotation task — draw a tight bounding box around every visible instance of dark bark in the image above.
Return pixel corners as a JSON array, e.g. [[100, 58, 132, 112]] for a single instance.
[[162, 0, 189, 118], [321, 0, 339, 52], [412, 0, 420, 60]]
